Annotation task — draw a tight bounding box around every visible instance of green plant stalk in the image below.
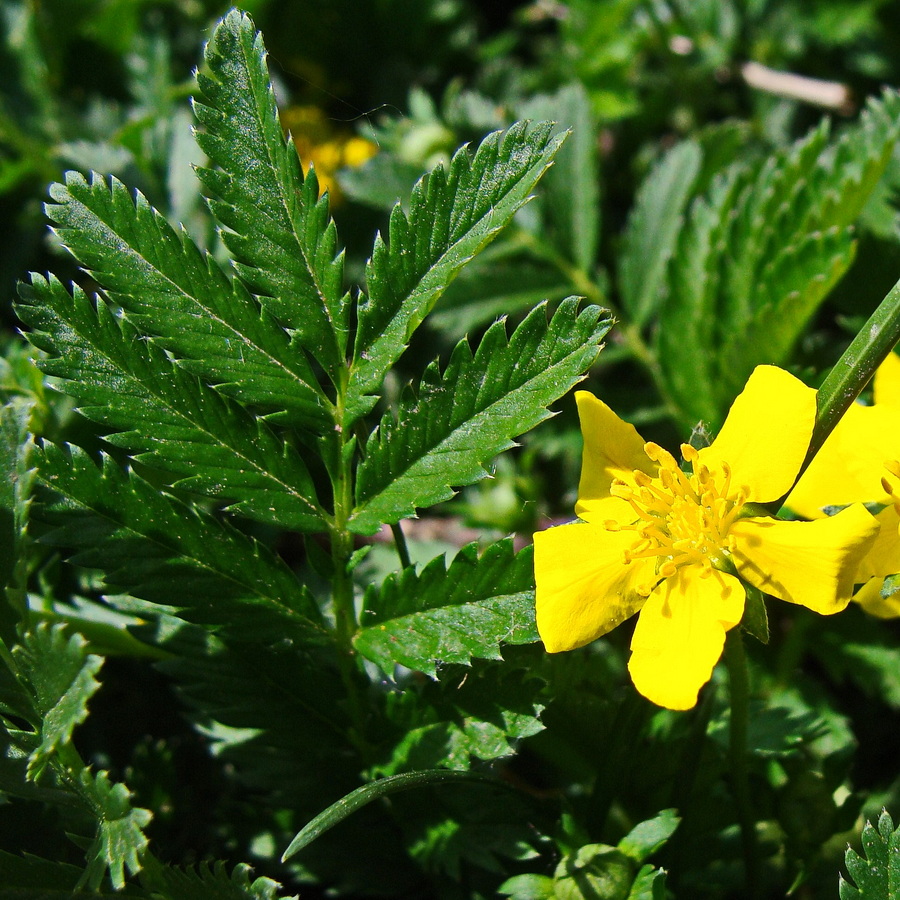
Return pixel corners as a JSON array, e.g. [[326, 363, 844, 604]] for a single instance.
[[801, 273, 900, 478], [724, 627, 759, 900]]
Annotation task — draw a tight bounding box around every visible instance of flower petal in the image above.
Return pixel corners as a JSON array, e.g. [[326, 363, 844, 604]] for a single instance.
[[698, 366, 816, 503], [787, 404, 900, 518], [730, 504, 879, 614], [856, 504, 900, 580], [534, 520, 654, 652], [875, 350, 900, 407], [575, 391, 656, 517], [628, 567, 744, 710], [853, 577, 900, 618]]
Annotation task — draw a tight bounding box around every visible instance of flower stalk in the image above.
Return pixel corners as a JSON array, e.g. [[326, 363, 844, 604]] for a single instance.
[[801, 272, 900, 480]]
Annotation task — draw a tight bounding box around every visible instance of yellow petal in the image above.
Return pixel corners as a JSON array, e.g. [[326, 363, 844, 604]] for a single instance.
[[853, 576, 900, 618], [874, 350, 900, 407], [628, 567, 744, 710], [856, 504, 900, 580], [698, 366, 816, 503], [787, 403, 900, 518], [575, 391, 656, 517], [534, 520, 654, 652], [730, 504, 879, 614]]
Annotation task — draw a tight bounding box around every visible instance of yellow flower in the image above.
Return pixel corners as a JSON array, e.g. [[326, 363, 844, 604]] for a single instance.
[[535, 366, 879, 710], [788, 352, 900, 616]]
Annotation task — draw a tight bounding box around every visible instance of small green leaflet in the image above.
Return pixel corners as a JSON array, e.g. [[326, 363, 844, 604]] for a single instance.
[[840, 809, 900, 899], [354, 540, 537, 676], [351, 299, 610, 534], [347, 121, 569, 419]]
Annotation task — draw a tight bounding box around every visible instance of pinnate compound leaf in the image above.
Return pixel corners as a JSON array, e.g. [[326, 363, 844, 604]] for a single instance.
[[351, 299, 610, 534], [354, 541, 537, 676], [45, 172, 328, 428], [348, 121, 568, 417], [78, 768, 152, 891], [619, 139, 702, 328], [194, 9, 348, 378], [840, 809, 900, 899], [18, 275, 325, 533], [12, 623, 103, 781], [148, 861, 294, 900], [35, 443, 325, 644]]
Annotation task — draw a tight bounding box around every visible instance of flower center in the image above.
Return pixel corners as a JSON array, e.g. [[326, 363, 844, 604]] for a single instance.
[[607, 441, 748, 594]]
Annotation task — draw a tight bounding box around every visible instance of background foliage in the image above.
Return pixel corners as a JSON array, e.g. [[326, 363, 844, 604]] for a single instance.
[[4, 2, 900, 898]]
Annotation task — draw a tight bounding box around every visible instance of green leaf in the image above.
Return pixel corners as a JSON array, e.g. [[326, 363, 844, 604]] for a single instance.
[[840, 809, 900, 899], [145, 861, 294, 900], [44, 172, 328, 428], [351, 300, 610, 533], [282, 769, 500, 861], [18, 276, 325, 533], [619, 140, 702, 328], [0, 850, 85, 894], [35, 443, 325, 644], [0, 398, 36, 641], [194, 9, 349, 379], [354, 541, 538, 676], [498, 873, 555, 899], [518, 83, 600, 272], [658, 90, 900, 429], [12, 623, 103, 781], [626, 865, 668, 900], [78, 768, 152, 891], [373, 658, 545, 773], [617, 809, 680, 863], [348, 121, 568, 417]]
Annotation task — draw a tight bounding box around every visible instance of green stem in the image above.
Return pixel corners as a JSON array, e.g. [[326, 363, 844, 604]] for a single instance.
[[724, 628, 759, 900], [391, 521, 412, 569], [801, 274, 900, 479]]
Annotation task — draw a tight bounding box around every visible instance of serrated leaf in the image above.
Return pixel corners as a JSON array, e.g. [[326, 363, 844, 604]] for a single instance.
[[0, 398, 36, 641], [12, 623, 103, 781], [35, 443, 325, 644], [840, 810, 900, 899], [18, 276, 325, 533], [0, 850, 85, 893], [194, 9, 348, 378], [78, 768, 152, 891], [658, 91, 900, 429], [619, 140, 702, 327], [44, 172, 328, 428], [518, 83, 600, 272], [373, 660, 544, 775], [348, 121, 568, 417], [354, 541, 538, 675], [146, 861, 294, 900], [351, 300, 610, 534]]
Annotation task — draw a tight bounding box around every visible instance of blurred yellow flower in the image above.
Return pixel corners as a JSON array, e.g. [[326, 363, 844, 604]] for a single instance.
[[281, 105, 377, 205], [535, 366, 879, 710], [788, 352, 900, 617]]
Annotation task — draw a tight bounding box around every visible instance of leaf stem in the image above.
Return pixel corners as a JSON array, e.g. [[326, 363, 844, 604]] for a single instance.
[[391, 521, 412, 569], [724, 627, 760, 900], [800, 273, 900, 479]]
